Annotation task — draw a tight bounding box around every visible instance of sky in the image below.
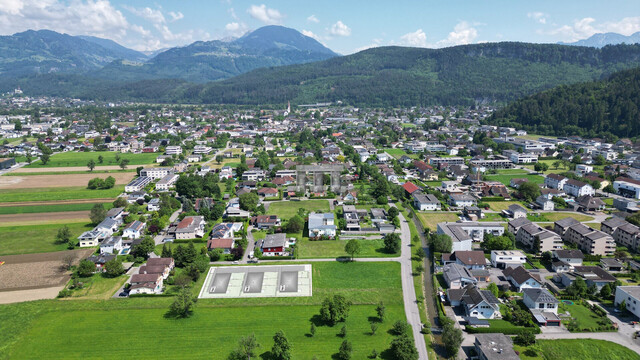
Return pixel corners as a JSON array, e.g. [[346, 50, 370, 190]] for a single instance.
[[0, 0, 639, 54]]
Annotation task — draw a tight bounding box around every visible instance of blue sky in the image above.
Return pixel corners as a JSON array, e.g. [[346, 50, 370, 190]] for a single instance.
[[0, 0, 639, 53]]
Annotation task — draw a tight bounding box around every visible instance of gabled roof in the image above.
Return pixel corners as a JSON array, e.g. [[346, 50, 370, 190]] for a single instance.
[[554, 217, 580, 229], [553, 249, 584, 260], [503, 266, 541, 285], [402, 181, 420, 194], [523, 288, 558, 304], [451, 250, 486, 266], [443, 263, 475, 282]]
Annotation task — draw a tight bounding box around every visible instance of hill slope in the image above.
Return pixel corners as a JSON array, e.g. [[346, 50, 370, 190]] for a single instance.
[[489, 67, 640, 138], [96, 25, 338, 83], [561, 32, 640, 48]]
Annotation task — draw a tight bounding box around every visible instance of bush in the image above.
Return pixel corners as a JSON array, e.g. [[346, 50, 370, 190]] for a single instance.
[[391, 320, 409, 336], [466, 326, 541, 335]]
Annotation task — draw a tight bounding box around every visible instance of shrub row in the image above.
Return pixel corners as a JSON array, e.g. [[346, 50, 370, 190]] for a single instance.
[[466, 326, 541, 335]]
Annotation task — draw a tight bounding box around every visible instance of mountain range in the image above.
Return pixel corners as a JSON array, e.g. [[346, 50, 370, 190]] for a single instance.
[[560, 32, 640, 48]]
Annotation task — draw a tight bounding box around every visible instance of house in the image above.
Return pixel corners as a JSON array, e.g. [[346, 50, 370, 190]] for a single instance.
[[413, 192, 441, 211], [78, 230, 105, 247], [402, 181, 420, 196], [207, 238, 235, 254], [490, 250, 527, 268], [447, 284, 501, 319], [100, 236, 123, 255], [250, 215, 281, 229], [175, 216, 206, 239], [122, 220, 146, 239], [86, 254, 116, 272], [552, 249, 583, 269], [516, 223, 563, 253], [509, 178, 529, 189], [147, 198, 160, 211], [561, 266, 617, 291], [615, 286, 640, 319], [507, 217, 531, 235], [523, 288, 561, 326], [544, 173, 568, 190], [241, 169, 267, 181], [96, 217, 121, 235], [441, 250, 486, 270], [437, 222, 505, 252], [576, 195, 605, 211], [463, 206, 483, 220], [536, 195, 555, 211], [448, 193, 477, 207], [155, 174, 178, 191], [129, 273, 163, 295], [474, 334, 519, 360], [564, 179, 595, 197], [504, 204, 527, 219], [257, 187, 278, 198], [140, 167, 174, 179], [209, 222, 235, 239], [125, 176, 152, 192], [308, 212, 337, 239], [261, 233, 288, 256], [145, 257, 174, 278], [442, 263, 477, 289], [343, 191, 358, 203], [503, 266, 542, 291], [600, 258, 624, 271]]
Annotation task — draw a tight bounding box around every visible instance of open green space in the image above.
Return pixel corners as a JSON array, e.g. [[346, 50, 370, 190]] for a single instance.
[[416, 212, 459, 231], [67, 274, 128, 300], [515, 339, 640, 360], [25, 151, 157, 168], [528, 212, 594, 222], [0, 202, 112, 215], [298, 237, 397, 259], [485, 174, 545, 186], [1, 261, 406, 360], [559, 302, 605, 330], [266, 199, 330, 219], [0, 222, 91, 255], [0, 186, 124, 203], [7, 169, 136, 176]]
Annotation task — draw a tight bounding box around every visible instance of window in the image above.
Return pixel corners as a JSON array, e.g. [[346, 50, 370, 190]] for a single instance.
[[539, 303, 544, 308]]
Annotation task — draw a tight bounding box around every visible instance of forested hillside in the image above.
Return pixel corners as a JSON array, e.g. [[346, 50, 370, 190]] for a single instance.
[[489, 67, 640, 138]]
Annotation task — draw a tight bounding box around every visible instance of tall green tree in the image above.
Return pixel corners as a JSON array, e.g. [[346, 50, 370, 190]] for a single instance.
[[344, 239, 361, 261], [271, 330, 292, 360]]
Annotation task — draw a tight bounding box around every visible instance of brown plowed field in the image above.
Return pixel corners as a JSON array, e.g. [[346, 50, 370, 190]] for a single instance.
[[0, 211, 89, 225], [0, 172, 135, 189]]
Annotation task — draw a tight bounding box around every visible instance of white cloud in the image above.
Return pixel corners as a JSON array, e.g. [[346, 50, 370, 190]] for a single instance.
[[168, 11, 183, 22], [330, 20, 351, 37], [247, 4, 283, 25], [399, 29, 427, 47], [302, 29, 319, 40], [307, 14, 319, 23], [527, 12, 548, 24], [123, 5, 165, 24], [436, 21, 478, 47], [225, 22, 248, 37], [549, 16, 640, 41], [228, 7, 238, 20], [0, 0, 24, 15]]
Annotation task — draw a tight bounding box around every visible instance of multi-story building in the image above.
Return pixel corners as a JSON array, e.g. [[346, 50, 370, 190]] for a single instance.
[[437, 222, 505, 252], [140, 167, 174, 180], [601, 217, 640, 252], [615, 286, 640, 320], [428, 157, 465, 167], [155, 174, 179, 191], [125, 176, 152, 192], [516, 223, 563, 253], [563, 179, 594, 197], [614, 177, 640, 199], [563, 223, 616, 256], [165, 145, 182, 155], [544, 173, 568, 190]]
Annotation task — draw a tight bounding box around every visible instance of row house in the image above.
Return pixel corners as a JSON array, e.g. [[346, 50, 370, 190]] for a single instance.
[[601, 217, 640, 252]]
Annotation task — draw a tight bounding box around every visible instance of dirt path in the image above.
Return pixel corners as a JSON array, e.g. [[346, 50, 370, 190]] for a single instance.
[[13, 165, 127, 173], [0, 172, 135, 189], [0, 211, 89, 225], [0, 199, 112, 207], [0, 285, 65, 304]]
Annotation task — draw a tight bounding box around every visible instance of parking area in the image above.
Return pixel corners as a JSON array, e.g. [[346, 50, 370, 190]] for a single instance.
[[198, 264, 313, 299]]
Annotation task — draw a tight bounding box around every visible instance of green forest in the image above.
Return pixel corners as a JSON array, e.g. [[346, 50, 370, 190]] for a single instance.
[[489, 67, 640, 138]]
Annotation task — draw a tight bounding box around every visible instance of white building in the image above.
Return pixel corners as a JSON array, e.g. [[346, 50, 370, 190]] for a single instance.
[[615, 286, 640, 319], [490, 250, 527, 268], [165, 145, 182, 155], [614, 177, 640, 199], [140, 167, 174, 180], [125, 176, 152, 193], [563, 179, 595, 197], [155, 174, 179, 191]]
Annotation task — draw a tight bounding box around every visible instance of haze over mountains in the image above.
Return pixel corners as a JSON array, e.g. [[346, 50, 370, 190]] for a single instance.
[[560, 32, 640, 48]]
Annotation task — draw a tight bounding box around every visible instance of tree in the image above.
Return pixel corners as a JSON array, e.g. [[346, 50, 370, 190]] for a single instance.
[[431, 233, 452, 253], [387, 207, 399, 219], [344, 239, 361, 261], [87, 159, 96, 172], [98, 155, 104, 164], [370, 322, 378, 335], [77, 260, 96, 277], [271, 330, 292, 360], [603, 184, 616, 193], [55, 225, 72, 244], [320, 294, 352, 326], [161, 244, 173, 258], [310, 323, 316, 337], [215, 155, 223, 164], [286, 215, 304, 233], [89, 203, 107, 225], [113, 197, 128, 208], [442, 321, 463, 357], [514, 331, 536, 346], [61, 253, 77, 270], [391, 320, 409, 336], [619, 300, 627, 312], [26, 152, 32, 164], [170, 286, 197, 318], [239, 192, 259, 212], [40, 153, 50, 165], [339, 325, 347, 337], [376, 301, 386, 322], [104, 258, 124, 277], [119, 158, 130, 170], [553, 160, 561, 170], [567, 276, 587, 297], [232, 334, 260, 360], [487, 283, 499, 297], [389, 334, 418, 360], [383, 233, 401, 254], [337, 340, 352, 360], [518, 181, 541, 202], [131, 237, 155, 259], [600, 283, 612, 299]]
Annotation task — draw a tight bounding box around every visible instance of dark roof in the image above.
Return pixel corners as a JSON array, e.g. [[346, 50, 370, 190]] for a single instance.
[[554, 217, 580, 229], [523, 288, 558, 304], [553, 249, 584, 260], [452, 250, 486, 266], [503, 266, 541, 285]]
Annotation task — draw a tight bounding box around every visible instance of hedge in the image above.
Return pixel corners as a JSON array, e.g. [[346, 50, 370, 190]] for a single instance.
[[466, 326, 541, 335], [482, 197, 506, 202]]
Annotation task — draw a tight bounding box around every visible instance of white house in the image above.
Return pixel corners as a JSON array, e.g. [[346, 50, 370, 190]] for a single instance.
[[448, 284, 501, 319], [413, 192, 441, 211], [523, 288, 561, 326], [442, 263, 477, 289], [615, 286, 640, 319], [545, 173, 568, 190], [564, 179, 595, 197], [503, 266, 542, 291], [614, 177, 640, 199], [122, 221, 146, 239], [129, 273, 164, 295], [100, 236, 123, 255], [308, 213, 337, 239], [491, 250, 527, 268]]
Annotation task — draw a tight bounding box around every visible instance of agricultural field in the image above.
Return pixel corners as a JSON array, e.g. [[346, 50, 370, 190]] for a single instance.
[[0, 211, 90, 226], [0, 262, 407, 360], [0, 202, 112, 215], [416, 212, 459, 231], [0, 186, 124, 203], [24, 151, 157, 168], [515, 339, 640, 360], [266, 199, 330, 219], [297, 237, 397, 259], [0, 222, 91, 256], [0, 172, 135, 189]]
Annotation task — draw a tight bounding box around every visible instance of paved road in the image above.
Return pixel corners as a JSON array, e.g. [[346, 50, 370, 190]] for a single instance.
[[241, 227, 257, 264], [153, 207, 183, 246]]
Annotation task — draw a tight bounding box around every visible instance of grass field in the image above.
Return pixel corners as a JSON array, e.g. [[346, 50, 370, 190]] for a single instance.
[[66, 274, 128, 300], [0, 202, 112, 215], [266, 199, 330, 219], [486, 201, 527, 212], [0, 222, 92, 255], [25, 151, 157, 168], [528, 212, 595, 222], [485, 174, 545, 186], [559, 302, 605, 330], [6, 169, 137, 176], [1, 262, 407, 360], [515, 339, 640, 360], [416, 212, 459, 231], [0, 186, 124, 203], [298, 238, 397, 259]]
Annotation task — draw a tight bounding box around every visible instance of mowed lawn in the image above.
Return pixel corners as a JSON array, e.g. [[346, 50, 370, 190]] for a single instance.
[[2, 262, 406, 360], [0, 202, 112, 215], [298, 238, 397, 259], [484, 173, 545, 186], [25, 151, 158, 168], [0, 222, 91, 255], [515, 339, 640, 360], [417, 212, 459, 231], [529, 212, 595, 222], [267, 199, 330, 219], [0, 186, 124, 203]]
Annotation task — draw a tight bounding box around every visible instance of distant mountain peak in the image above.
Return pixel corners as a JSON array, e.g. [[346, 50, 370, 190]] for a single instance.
[[233, 25, 337, 56], [560, 31, 640, 48]]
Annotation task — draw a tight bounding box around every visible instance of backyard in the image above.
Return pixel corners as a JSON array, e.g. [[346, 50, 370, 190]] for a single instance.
[[24, 151, 157, 168], [515, 339, 640, 360], [297, 237, 397, 259], [416, 212, 459, 231], [266, 199, 330, 219]]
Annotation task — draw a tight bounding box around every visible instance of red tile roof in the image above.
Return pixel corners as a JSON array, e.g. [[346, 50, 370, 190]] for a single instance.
[[402, 182, 420, 194]]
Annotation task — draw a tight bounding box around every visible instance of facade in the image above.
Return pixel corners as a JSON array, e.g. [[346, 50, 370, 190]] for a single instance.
[[241, 169, 267, 181], [614, 177, 640, 199], [523, 288, 561, 326], [261, 233, 287, 256], [155, 174, 179, 191], [308, 212, 337, 239], [437, 222, 504, 252], [491, 250, 527, 268], [140, 167, 174, 179], [544, 173, 568, 190], [122, 220, 145, 239], [448, 193, 477, 207], [516, 223, 563, 253], [100, 236, 123, 255], [615, 286, 640, 319], [563, 179, 595, 197], [442, 263, 477, 289], [165, 145, 182, 155], [563, 223, 616, 256], [175, 216, 206, 239], [125, 176, 152, 192], [129, 273, 163, 295], [413, 192, 441, 211], [504, 266, 542, 291]]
